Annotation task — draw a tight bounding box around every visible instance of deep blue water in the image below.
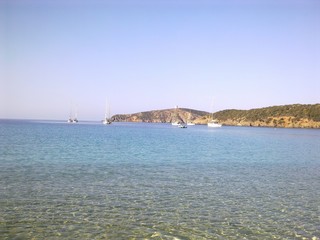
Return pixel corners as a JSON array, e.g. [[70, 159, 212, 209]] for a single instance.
[[0, 120, 319, 239]]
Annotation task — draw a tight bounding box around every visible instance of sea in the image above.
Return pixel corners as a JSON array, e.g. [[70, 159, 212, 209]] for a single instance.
[[0, 120, 319, 240]]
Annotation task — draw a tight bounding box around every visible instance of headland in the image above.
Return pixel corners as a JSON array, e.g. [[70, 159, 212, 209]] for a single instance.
[[112, 104, 320, 128]]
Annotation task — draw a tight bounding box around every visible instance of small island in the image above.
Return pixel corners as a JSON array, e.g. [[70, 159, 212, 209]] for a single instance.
[[112, 104, 320, 128]]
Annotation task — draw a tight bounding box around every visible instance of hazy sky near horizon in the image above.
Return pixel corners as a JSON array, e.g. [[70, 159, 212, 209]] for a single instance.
[[1, 0, 319, 120]]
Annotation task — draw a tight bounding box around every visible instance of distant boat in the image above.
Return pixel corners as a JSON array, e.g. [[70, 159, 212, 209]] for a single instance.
[[67, 118, 78, 123], [67, 105, 78, 123], [102, 118, 112, 125], [102, 98, 112, 125], [172, 122, 187, 128], [208, 120, 221, 128], [208, 99, 221, 128]]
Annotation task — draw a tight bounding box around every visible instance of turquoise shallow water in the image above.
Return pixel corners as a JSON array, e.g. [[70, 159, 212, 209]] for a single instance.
[[0, 120, 320, 239]]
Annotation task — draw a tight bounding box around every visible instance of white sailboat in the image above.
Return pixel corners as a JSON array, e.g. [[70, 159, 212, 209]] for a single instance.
[[207, 100, 221, 128], [102, 117, 112, 125], [102, 98, 112, 125], [67, 105, 78, 123], [208, 120, 221, 128]]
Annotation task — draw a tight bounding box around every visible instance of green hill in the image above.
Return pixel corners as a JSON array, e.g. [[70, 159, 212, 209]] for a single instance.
[[211, 104, 320, 128], [112, 108, 209, 123]]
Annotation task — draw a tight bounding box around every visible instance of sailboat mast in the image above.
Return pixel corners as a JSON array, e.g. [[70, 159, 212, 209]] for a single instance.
[[211, 98, 215, 120], [105, 97, 111, 119]]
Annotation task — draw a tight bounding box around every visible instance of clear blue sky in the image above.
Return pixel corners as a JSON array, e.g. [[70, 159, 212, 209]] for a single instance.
[[1, 0, 319, 120]]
